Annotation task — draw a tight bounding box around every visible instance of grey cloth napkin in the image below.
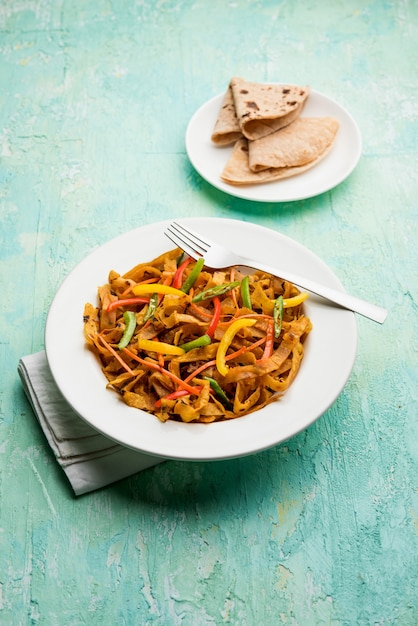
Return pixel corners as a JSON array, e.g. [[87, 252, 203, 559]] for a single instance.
[[18, 351, 165, 496]]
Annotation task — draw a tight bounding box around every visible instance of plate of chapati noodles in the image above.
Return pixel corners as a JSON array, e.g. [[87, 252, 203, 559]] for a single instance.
[[45, 218, 357, 461], [186, 78, 362, 202]]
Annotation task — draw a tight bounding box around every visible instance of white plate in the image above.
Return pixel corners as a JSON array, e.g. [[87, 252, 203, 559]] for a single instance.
[[185, 88, 362, 202], [45, 218, 357, 461]]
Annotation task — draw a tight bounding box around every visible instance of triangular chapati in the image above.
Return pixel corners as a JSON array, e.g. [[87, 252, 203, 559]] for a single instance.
[[211, 84, 243, 146], [230, 77, 310, 141], [220, 134, 337, 186], [248, 117, 339, 171]]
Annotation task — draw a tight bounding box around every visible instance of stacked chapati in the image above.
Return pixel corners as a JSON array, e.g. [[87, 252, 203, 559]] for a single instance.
[[211, 77, 339, 185]]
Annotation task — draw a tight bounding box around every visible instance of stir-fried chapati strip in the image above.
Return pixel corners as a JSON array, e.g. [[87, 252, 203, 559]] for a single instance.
[[83, 248, 312, 423]]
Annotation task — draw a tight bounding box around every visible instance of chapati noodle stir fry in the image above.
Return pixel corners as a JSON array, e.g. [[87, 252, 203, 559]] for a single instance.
[[83, 248, 312, 423]]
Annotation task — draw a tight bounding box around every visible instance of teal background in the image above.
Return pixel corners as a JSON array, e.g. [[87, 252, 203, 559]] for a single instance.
[[1, 1, 417, 624]]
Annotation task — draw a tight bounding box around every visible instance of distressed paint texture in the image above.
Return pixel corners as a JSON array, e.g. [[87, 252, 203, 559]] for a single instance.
[[1, 1, 417, 624]]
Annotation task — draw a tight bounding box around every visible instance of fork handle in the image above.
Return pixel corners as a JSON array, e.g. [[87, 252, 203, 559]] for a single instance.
[[241, 258, 388, 324]]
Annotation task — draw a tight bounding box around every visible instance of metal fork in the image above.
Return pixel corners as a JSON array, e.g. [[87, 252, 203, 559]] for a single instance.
[[165, 221, 388, 324]]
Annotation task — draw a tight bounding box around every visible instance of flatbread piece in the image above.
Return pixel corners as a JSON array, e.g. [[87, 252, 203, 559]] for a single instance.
[[221, 136, 337, 186], [230, 77, 310, 141], [248, 117, 339, 171], [211, 85, 242, 146]]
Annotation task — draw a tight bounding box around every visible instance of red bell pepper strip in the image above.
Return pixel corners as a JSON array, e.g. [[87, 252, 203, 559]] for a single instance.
[[259, 319, 275, 361], [173, 257, 192, 289], [206, 296, 222, 338]]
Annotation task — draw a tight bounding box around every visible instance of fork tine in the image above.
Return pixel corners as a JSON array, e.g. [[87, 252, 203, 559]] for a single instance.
[[172, 222, 209, 253], [164, 228, 198, 259], [165, 222, 208, 258]]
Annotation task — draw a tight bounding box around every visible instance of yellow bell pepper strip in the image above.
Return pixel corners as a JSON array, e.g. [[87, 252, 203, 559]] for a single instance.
[[240, 275, 252, 310], [204, 376, 233, 410], [143, 292, 159, 322], [180, 334, 211, 352], [216, 318, 257, 376], [106, 297, 149, 313], [173, 256, 192, 289], [137, 338, 185, 356], [181, 257, 205, 294], [273, 295, 284, 339], [206, 296, 222, 338], [117, 311, 137, 350], [132, 284, 185, 297], [283, 292, 309, 308], [192, 281, 240, 303]]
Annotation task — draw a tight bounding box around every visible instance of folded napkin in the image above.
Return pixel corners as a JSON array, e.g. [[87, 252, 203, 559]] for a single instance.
[[18, 352, 166, 496]]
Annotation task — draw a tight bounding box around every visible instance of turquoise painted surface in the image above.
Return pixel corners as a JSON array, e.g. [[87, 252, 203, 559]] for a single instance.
[[1, 1, 417, 624]]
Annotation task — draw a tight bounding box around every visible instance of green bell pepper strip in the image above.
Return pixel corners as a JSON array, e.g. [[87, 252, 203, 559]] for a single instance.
[[273, 295, 284, 338], [204, 376, 233, 409], [240, 275, 252, 310], [143, 292, 159, 322], [181, 257, 205, 294], [180, 334, 211, 352], [192, 281, 240, 302], [118, 311, 137, 350], [179, 335, 212, 352]]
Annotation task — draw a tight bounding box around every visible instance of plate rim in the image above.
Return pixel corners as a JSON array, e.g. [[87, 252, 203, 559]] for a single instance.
[[185, 86, 362, 203], [45, 217, 358, 461]]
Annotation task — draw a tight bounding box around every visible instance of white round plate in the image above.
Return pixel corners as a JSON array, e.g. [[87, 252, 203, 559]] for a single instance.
[[185, 88, 362, 202], [45, 218, 357, 461]]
